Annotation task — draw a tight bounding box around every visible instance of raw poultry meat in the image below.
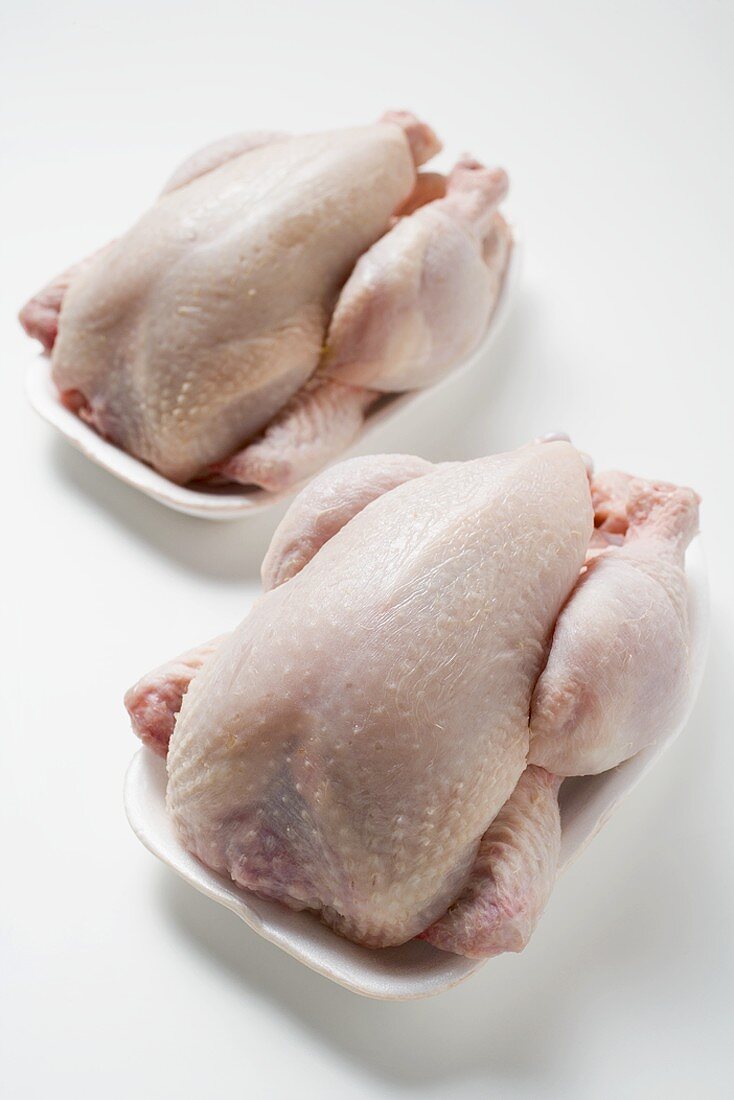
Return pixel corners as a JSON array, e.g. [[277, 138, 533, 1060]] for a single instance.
[[419, 766, 562, 957], [125, 442, 699, 957], [20, 113, 511, 491], [529, 474, 700, 774]]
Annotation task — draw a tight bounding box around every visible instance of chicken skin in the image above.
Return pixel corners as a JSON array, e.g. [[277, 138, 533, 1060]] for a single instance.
[[125, 444, 699, 957], [420, 765, 562, 958], [20, 113, 511, 491], [529, 474, 699, 775]]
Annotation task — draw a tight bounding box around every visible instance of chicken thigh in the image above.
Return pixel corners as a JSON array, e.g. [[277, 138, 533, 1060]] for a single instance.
[[127, 442, 591, 948], [323, 157, 509, 391], [21, 113, 511, 491], [529, 473, 699, 774], [420, 765, 562, 958]]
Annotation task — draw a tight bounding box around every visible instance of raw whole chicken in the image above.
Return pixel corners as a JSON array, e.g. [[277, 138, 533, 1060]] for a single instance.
[[125, 441, 699, 957], [20, 112, 511, 492]]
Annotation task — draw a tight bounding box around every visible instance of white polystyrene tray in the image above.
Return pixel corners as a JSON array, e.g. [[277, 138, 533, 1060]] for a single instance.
[[124, 536, 708, 999], [25, 236, 520, 520]]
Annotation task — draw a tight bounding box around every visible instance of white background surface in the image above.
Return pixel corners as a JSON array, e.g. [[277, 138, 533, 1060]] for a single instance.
[[2, 2, 733, 1097]]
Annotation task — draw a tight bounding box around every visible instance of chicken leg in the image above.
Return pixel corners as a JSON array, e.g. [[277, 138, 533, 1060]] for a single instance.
[[420, 765, 562, 958], [323, 157, 511, 391], [529, 475, 699, 775], [213, 377, 379, 492]]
